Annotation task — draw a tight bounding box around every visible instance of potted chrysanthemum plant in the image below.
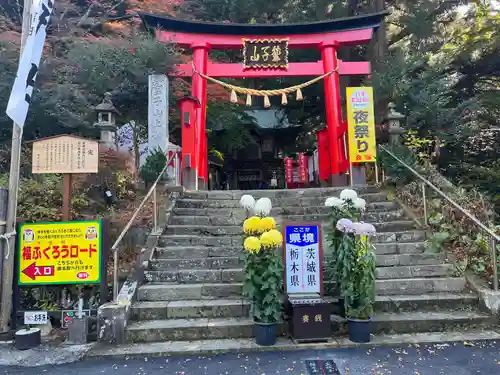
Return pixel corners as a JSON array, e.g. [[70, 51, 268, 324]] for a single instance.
[[336, 219, 377, 343], [241, 197, 284, 346], [324, 189, 366, 316]]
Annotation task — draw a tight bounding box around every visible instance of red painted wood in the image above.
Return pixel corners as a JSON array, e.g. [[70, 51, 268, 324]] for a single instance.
[[174, 60, 370, 78], [320, 42, 343, 176], [157, 29, 373, 49], [177, 97, 200, 171], [191, 43, 210, 183]]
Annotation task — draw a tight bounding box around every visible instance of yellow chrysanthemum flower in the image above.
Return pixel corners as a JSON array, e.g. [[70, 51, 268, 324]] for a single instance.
[[260, 217, 277, 232], [260, 229, 283, 249], [244, 236, 261, 253], [243, 216, 262, 234]]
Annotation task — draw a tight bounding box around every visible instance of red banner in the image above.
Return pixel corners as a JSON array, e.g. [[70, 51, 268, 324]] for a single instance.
[[317, 129, 330, 181], [285, 157, 293, 184], [298, 153, 308, 183]]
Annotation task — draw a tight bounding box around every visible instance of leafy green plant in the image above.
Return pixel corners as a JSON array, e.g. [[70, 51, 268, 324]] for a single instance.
[[338, 232, 376, 320], [139, 148, 168, 186], [378, 144, 419, 186], [242, 247, 284, 323]]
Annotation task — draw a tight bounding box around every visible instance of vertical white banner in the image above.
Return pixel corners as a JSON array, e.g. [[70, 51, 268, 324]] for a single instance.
[[6, 0, 55, 127], [148, 74, 169, 154]]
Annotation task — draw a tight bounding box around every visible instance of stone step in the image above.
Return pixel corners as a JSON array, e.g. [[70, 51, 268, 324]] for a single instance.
[[126, 309, 490, 343], [376, 277, 466, 295], [172, 203, 400, 218], [374, 242, 425, 255], [125, 317, 258, 343], [158, 235, 242, 247], [164, 221, 416, 236], [176, 192, 389, 209], [374, 293, 479, 313], [157, 230, 428, 248], [145, 268, 244, 284], [137, 283, 243, 301], [182, 186, 382, 200], [151, 257, 241, 271], [376, 253, 444, 267], [376, 264, 453, 279], [169, 210, 406, 226], [147, 263, 450, 284], [372, 310, 493, 335], [154, 242, 425, 261], [133, 293, 478, 322], [131, 299, 250, 320], [155, 246, 240, 259]]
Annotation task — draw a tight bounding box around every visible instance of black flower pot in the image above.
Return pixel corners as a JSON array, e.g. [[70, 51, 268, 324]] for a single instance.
[[347, 318, 371, 343], [14, 328, 41, 350], [254, 322, 277, 346]]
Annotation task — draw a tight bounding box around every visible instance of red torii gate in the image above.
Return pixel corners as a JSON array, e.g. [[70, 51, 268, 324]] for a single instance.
[[140, 12, 387, 189]]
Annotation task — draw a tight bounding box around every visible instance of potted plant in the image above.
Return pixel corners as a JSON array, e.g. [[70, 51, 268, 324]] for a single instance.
[[324, 189, 366, 316], [336, 219, 377, 343], [241, 197, 284, 346]]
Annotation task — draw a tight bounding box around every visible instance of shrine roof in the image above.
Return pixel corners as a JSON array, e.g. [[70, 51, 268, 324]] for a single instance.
[[138, 11, 389, 36]]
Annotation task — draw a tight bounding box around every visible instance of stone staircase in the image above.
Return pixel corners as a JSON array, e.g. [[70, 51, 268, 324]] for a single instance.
[[126, 187, 494, 343]]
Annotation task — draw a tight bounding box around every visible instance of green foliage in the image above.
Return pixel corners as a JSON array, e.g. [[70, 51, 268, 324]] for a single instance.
[[377, 144, 419, 185], [338, 234, 376, 320], [139, 148, 168, 185], [325, 198, 364, 294], [242, 248, 284, 323]]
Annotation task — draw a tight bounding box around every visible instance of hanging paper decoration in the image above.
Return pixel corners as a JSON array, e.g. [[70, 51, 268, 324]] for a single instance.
[[230, 89, 238, 103], [191, 62, 338, 108], [281, 93, 288, 105], [296, 88, 303, 101]]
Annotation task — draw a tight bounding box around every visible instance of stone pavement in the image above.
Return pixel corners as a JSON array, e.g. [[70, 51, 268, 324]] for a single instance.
[[2, 340, 500, 375]]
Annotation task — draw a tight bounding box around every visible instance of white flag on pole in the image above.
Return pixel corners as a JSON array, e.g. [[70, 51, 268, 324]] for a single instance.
[[6, 0, 55, 128]]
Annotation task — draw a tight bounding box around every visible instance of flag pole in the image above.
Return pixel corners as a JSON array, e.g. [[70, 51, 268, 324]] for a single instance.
[[0, 0, 33, 334]]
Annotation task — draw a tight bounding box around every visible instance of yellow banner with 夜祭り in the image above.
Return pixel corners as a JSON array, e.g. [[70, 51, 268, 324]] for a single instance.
[[346, 87, 377, 163]]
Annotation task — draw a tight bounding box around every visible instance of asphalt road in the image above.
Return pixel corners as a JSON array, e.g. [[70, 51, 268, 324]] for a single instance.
[[2, 340, 500, 375]]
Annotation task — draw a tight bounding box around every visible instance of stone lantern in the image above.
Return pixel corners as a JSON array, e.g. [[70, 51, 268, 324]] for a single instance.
[[94, 92, 120, 150], [387, 102, 406, 145]]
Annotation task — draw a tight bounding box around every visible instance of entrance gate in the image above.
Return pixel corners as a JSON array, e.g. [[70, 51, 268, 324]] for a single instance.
[[140, 12, 387, 190]]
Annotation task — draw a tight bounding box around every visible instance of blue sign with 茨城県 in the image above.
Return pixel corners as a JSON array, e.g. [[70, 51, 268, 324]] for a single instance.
[[285, 225, 318, 246]]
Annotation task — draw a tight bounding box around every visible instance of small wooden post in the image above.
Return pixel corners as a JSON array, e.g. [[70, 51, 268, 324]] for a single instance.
[[62, 174, 72, 221]]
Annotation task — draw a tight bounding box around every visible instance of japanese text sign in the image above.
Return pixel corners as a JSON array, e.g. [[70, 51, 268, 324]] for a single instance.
[[243, 39, 289, 69], [346, 87, 377, 163], [285, 157, 293, 184], [18, 221, 103, 286], [298, 153, 308, 183], [284, 224, 323, 295], [32, 135, 99, 174]]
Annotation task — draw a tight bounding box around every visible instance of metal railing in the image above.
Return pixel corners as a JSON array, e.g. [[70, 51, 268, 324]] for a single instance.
[[380, 145, 499, 291], [111, 153, 178, 300]]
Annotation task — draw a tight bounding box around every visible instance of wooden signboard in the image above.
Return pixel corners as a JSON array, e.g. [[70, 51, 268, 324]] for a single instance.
[[30, 135, 99, 221], [243, 39, 289, 69], [32, 135, 99, 174]]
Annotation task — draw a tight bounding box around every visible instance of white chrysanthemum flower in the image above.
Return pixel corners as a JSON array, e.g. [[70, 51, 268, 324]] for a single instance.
[[239, 194, 256, 210], [254, 197, 272, 216], [353, 197, 366, 211], [325, 197, 344, 208], [340, 189, 358, 201]]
